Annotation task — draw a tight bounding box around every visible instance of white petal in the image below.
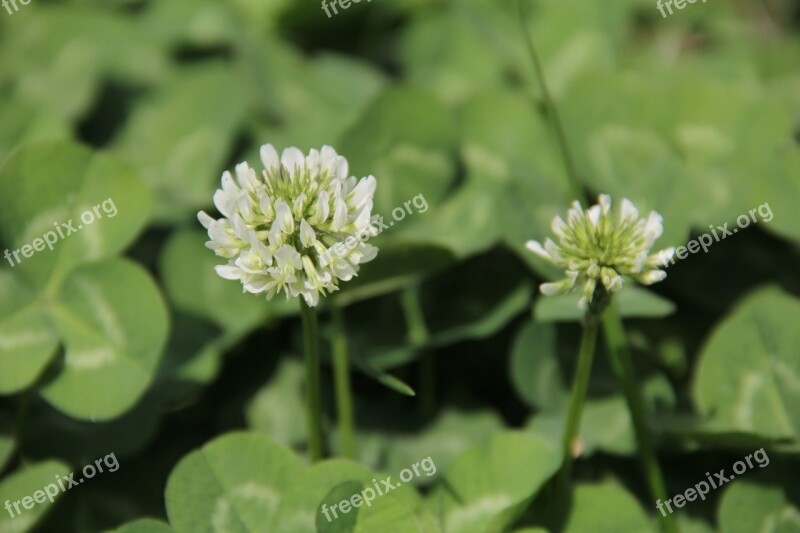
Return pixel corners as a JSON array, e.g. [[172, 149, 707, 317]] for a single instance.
[[274, 200, 294, 234], [235, 162, 258, 190], [352, 202, 373, 230], [231, 214, 249, 240], [235, 251, 263, 274], [305, 149, 321, 175], [213, 189, 236, 218], [551, 216, 568, 239], [347, 176, 376, 210], [597, 194, 611, 214], [248, 232, 273, 265], [330, 257, 356, 280], [648, 247, 675, 268], [359, 244, 379, 263], [335, 156, 349, 181], [607, 276, 623, 292], [267, 224, 283, 248], [311, 191, 331, 224], [587, 205, 601, 227], [197, 211, 215, 230], [292, 192, 307, 219], [645, 211, 664, 240], [259, 190, 273, 217], [215, 264, 241, 280], [567, 201, 583, 225], [540, 282, 564, 296], [260, 144, 280, 170], [582, 278, 597, 302], [525, 240, 551, 260], [331, 198, 348, 230], [320, 145, 339, 175], [620, 198, 638, 221], [303, 290, 320, 307], [275, 244, 303, 270], [243, 277, 271, 294], [281, 147, 305, 179], [544, 238, 563, 263], [300, 219, 316, 248], [632, 251, 648, 272], [221, 171, 239, 196], [240, 192, 260, 219], [605, 272, 623, 292], [639, 270, 667, 284]]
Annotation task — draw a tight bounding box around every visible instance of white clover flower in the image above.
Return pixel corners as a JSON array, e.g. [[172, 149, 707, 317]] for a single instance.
[[198, 144, 379, 307], [526, 194, 674, 312]]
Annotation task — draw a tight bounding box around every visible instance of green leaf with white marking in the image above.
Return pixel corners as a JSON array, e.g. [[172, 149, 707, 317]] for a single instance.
[[694, 286, 800, 440], [0, 141, 155, 398], [165, 432, 305, 532], [39, 259, 169, 421], [718, 482, 800, 533], [165, 432, 431, 533], [429, 431, 562, 533], [0, 140, 152, 290], [0, 460, 71, 533], [0, 271, 59, 394]]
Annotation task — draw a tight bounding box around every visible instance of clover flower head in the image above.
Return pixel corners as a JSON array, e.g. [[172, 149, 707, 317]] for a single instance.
[[198, 144, 378, 307], [526, 194, 674, 312]]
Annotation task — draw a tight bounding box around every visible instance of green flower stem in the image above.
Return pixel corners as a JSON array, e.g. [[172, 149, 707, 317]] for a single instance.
[[514, 5, 677, 531], [602, 303, 677, 533], [513, 0, 583, 200], [331, 302, 356, 458], [300, 299, 324, 462], [400, 286, 434, 416], [557, 311, 600, 486]]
